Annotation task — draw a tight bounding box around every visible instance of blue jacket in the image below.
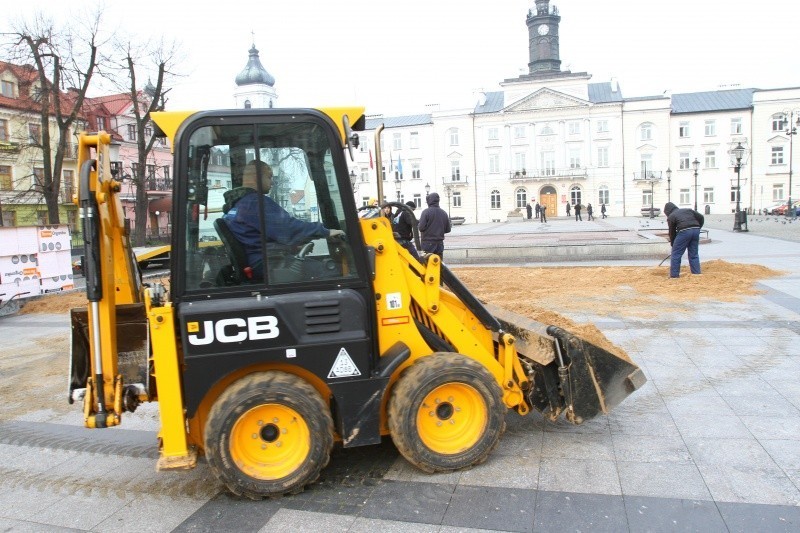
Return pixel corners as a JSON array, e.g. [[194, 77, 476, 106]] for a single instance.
[[223, 190, 329, 267]]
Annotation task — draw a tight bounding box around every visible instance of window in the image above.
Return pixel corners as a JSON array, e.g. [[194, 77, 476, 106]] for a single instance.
[[679, 152, 690, 170], [513, 125, 526, 139], [640, 154, 653, 174], [244, 100, 251, 109], [28, 123, 41, 143], [487, 127, 499, 141], [772, 114, 785, 132], [490, 189, 501, 209], [596, 120, 609, 133], [730, 118, 742, 135], [411, 162, 421, 180], [640, 123, 652, 141], [450, 160, 461, 181], [1, 80, 14, 97], [145, 126, 153, 138], [541, 151, 555, 176], [412, 194, 422, 208], [33, 168, 44, 186], [704, 120, 716, 136], [488, 153, 500, 173], [448, 128, 459, 146], [568, 121, 581, 135], [705, 150, 716, 169], [381, 165, 386, 181], [147, 164, 156, 181], [163, 166, 170, 182], [62, 170, 74, 200], [679, 122, 690, 138], [679, 189, 690, 205], [642, 190, 653, 207], [410, 132, 419, 149], [513, 152, 526, 173], [597, 147, 609, 167], [570, 186, 582, 206], [181, 120, 358, 290], [773, 183, 784, 201], [598, 185, 609, 205], [0, 119, 8, 142], [731, 185, 741, 202], [392, 132, 401, 150], [131, 162, 140, 178], [568, 148, 581, 169], [452, 191, 462, 208], [97, 116, 107, 131], [515, 188, 527, 208], [539, 124, 554, 136], [703, 187, 714, 203], [127, 124, 137, 141], [771, 146, 784, 164], [0, 165, 11, 190]]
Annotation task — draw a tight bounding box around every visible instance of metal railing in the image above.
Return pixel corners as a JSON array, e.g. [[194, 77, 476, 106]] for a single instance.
[[633, 171, 663, 181], [146, 179, 173, 191]]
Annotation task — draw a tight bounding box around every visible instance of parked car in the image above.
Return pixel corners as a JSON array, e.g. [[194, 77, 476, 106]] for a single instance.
[[761, 203, 784, 215], [773, 200, 800, 216]]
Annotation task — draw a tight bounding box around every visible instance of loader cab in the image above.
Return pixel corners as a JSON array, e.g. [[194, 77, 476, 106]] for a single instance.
[[166, 110, 382, 436]]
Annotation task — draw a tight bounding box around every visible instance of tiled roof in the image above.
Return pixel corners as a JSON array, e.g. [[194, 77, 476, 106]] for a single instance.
[[671, 88, 756, 114], [84, 93, 136, 116], [365, 114, 432, 129], [588, 82, 623, 103]]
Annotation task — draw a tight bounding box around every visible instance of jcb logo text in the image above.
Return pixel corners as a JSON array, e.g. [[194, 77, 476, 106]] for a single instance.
[[187, 316, 279, 345]]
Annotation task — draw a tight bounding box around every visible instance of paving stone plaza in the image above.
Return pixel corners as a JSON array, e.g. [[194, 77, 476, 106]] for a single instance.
[[1, 214, 799, 532]]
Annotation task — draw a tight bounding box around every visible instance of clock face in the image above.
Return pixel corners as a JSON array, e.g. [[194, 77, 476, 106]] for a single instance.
[[537, 24, 549, 36]]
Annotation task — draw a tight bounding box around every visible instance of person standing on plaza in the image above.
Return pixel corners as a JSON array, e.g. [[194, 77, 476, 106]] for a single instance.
[[664, 201, 704, 278], [418, 192, 451, 260], [539, 204, 547, 223], [587, 203, 594, 221], [601, 203, 607, 218], [526, 202, 532, 220], [534, 202, 540, 220], [565, 202, 571, 217], [574, 202, 582, 221], [394, 200, 421, 261]]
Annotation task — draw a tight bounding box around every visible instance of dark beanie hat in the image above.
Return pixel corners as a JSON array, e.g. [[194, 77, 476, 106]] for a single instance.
[[406, 201, 416, 209]]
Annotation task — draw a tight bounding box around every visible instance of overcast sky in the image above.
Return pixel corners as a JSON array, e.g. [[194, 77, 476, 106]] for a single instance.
[[6, 0, 799, 115]]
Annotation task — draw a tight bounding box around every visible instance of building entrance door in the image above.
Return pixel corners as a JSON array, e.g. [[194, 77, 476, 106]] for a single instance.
[[540, 186, 557, 217]]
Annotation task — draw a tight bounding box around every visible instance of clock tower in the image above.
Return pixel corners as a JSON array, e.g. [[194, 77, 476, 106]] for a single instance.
[[526, 0, 561, 74]]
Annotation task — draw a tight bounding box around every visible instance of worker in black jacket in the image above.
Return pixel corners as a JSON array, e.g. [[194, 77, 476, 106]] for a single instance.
[[664, 202, 704, 278], [418, 192, 452, 260], [394, 201, 421, 261]]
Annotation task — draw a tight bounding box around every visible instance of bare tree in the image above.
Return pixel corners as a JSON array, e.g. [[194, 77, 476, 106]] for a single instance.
[[3, 11, 106, 224], [109, 37, 181, 246]]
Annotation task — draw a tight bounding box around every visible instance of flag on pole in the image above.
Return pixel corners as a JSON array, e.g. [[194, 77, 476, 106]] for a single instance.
[[369, 149, 374, 169], [390, 152, 394, 173], [397, 155, 403, 177]]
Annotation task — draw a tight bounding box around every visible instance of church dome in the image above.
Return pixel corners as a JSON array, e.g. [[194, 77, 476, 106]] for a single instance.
[[235, 45, 275, 87]]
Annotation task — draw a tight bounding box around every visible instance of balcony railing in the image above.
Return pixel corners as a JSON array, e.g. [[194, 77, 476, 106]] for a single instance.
[[509, 167, 588, 180], [146, 178, 173, 191], [633, 171, 663, 181], [443, 177, 469, 187]]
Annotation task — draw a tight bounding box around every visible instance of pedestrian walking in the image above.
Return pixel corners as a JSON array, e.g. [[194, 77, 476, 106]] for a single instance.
[[574, 203, 582, 221], [587, 203, 594, 221], [418, 192, 452, 260], [664, 201, 704, 278], [526, 202, 532, 220], [565, 202, 571, 217], [539, 204, 547, 223], [601, 203, 607, 218]]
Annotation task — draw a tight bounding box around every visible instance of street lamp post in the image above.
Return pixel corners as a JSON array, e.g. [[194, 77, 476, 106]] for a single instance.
[[731, 142, 748, 232], [424, 182, 431, 201], [649, 177, 656, 218], [442, 178, 453, 217], [692, 158, 700, 211], [784, 110, 800, 219], [666, 167, 672, 203]]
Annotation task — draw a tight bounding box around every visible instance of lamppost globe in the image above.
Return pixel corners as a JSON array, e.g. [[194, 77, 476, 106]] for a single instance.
[[424, 182, 431, 199]]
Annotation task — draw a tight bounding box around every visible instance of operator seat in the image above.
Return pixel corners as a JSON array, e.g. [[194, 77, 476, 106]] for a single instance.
[[213, 218, 254, 284]]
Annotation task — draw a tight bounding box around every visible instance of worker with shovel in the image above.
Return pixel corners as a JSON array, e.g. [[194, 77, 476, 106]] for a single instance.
[[663, 202, 704, 278]]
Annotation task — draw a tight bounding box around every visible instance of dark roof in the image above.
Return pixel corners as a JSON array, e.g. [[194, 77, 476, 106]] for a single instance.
[[364, 114, 432, 129], [671, 88, 755, 114], [235, 45, 275, 87], [474, 91, 505, 114], [588, 82, 623, 103]]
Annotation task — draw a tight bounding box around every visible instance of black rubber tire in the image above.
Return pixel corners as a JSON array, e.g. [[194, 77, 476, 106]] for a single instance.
[[204, 371, 333, 499], [387, 353, 506, 473]]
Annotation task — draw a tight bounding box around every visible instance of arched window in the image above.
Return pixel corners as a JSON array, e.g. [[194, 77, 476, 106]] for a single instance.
[[515, 188, 527, 208], [598, 185, 609, 205], [570, 185, 582, 205], [772, 113, 787, 132], [244, 100, 251, 109], [639, 122, 653, 141], [490, 189, 501, 209], [539, 124, 554, 136]]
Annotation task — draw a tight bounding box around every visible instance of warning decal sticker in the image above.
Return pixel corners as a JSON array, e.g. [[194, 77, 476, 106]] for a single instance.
[[328, 348, 362, 378]]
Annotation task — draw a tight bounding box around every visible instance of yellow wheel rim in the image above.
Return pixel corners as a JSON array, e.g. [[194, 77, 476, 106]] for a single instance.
[[416, 383, 487, 454], [229, 403, 310, 480]]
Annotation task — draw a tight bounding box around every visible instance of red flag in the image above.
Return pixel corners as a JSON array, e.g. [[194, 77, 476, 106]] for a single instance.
[[369, 149, 374, 169]]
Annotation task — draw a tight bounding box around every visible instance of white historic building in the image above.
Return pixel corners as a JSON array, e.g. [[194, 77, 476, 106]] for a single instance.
[[339, 0, 800, 222]]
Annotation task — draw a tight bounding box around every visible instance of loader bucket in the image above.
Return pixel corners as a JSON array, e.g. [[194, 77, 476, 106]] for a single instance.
[[484, 304, 646, 424], [68, 303, 150, 403]]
